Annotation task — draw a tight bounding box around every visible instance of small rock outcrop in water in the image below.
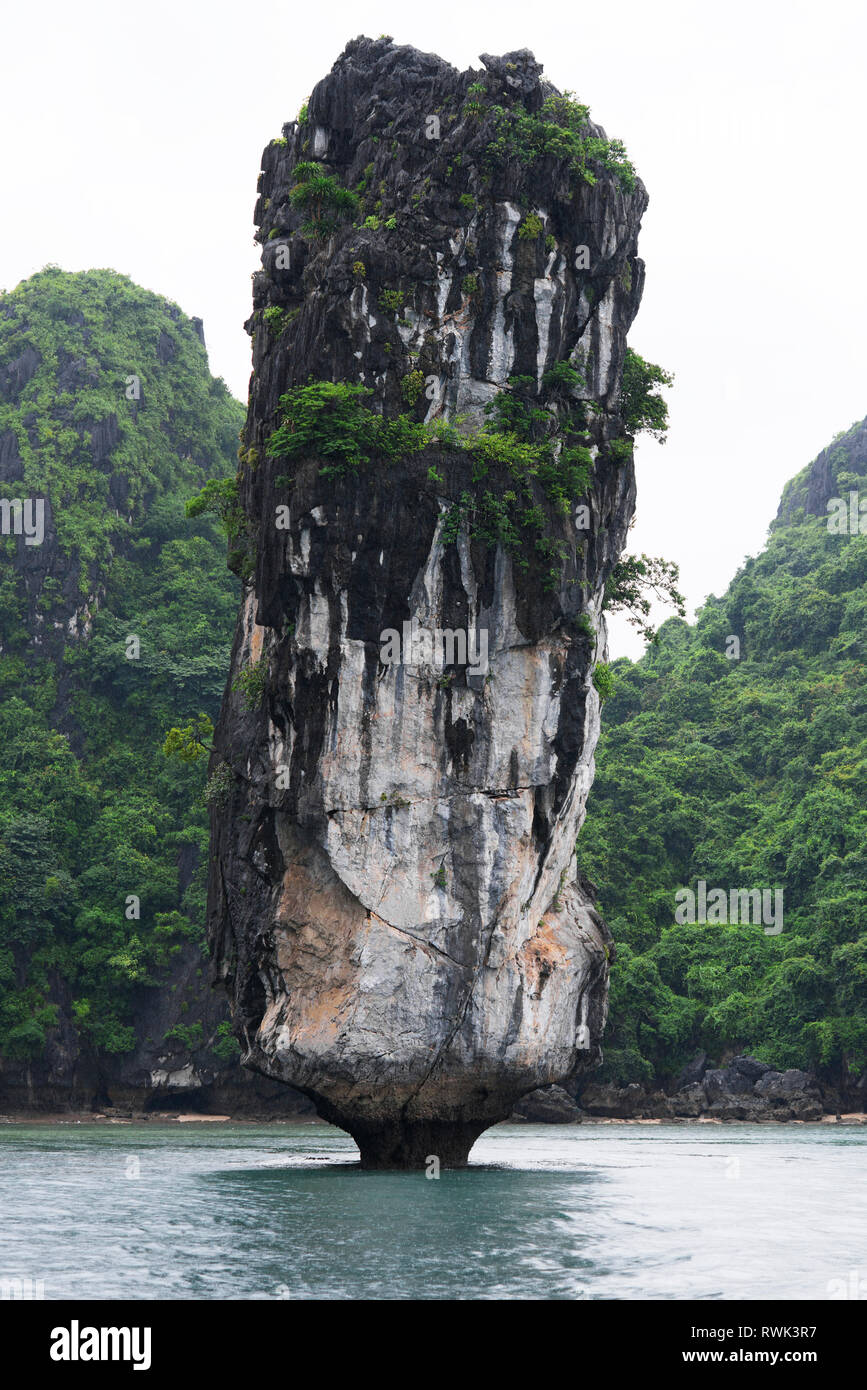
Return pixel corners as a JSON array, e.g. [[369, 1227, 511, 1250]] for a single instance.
[[208, 37, 648, 1166]]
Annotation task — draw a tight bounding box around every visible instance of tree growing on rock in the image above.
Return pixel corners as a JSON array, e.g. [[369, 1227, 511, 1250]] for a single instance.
[[288, 162, 359, 237]]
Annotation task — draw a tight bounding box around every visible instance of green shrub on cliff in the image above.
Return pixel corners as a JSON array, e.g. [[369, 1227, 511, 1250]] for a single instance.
[[268, 381, 429, 473], [486, 93, 636, 190], [620, 348, 674, 441], [604, 553, 686, 642], [518, 213, 543, 240], [592, 661, 616, 700], [232, 659, 267, 710], [401, 370, 425, 405], [267, 377, 594, 588], [377, 288, 404, 314], [542, 361, 584, 394], [288, 161, 359, 237], [263, 305, 288, 335]]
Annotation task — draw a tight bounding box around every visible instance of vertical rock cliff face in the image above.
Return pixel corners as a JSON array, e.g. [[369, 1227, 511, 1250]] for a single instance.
[[208, 37, 648, 1165]]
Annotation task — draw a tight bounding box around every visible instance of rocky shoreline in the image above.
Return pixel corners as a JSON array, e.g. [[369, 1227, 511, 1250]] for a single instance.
[[515, 1051, 867, 1124], [0, 1110, 319, 1125], [4, 1052, 865, 1128], [3, 1106, 865, 1127]]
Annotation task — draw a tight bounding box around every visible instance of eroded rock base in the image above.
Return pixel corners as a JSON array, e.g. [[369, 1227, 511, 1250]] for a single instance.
[[338, 1116, 492, 1169]]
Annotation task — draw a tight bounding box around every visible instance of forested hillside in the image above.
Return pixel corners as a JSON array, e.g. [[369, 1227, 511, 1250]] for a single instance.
[[578, 416, 867, 1103], [0, 268, 252, 1105]]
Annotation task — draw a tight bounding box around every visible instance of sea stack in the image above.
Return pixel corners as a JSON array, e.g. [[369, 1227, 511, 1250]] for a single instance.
[[207, 37, 647, 1166]]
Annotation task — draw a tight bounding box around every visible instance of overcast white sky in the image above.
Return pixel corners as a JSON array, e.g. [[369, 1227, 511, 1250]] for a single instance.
[[2, 0, 865, 657]]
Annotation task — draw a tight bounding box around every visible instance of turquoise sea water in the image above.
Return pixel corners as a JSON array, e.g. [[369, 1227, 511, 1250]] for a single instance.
[[1, 1121, 864, 1300]]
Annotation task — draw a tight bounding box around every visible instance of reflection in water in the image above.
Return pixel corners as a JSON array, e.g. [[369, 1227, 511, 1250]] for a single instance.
[[1, 1122, 864, 1300]]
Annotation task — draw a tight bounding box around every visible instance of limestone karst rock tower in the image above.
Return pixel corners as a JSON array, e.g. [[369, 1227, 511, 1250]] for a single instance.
[[207, 37, 648, 1165]]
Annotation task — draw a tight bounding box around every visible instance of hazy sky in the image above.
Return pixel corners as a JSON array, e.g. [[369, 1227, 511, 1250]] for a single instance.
[[3, 0, 865, 657]]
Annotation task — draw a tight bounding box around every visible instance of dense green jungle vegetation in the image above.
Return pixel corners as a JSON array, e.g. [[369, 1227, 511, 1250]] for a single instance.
[[0, 269, 243, 1061], [579, 417, 867, 1090]]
